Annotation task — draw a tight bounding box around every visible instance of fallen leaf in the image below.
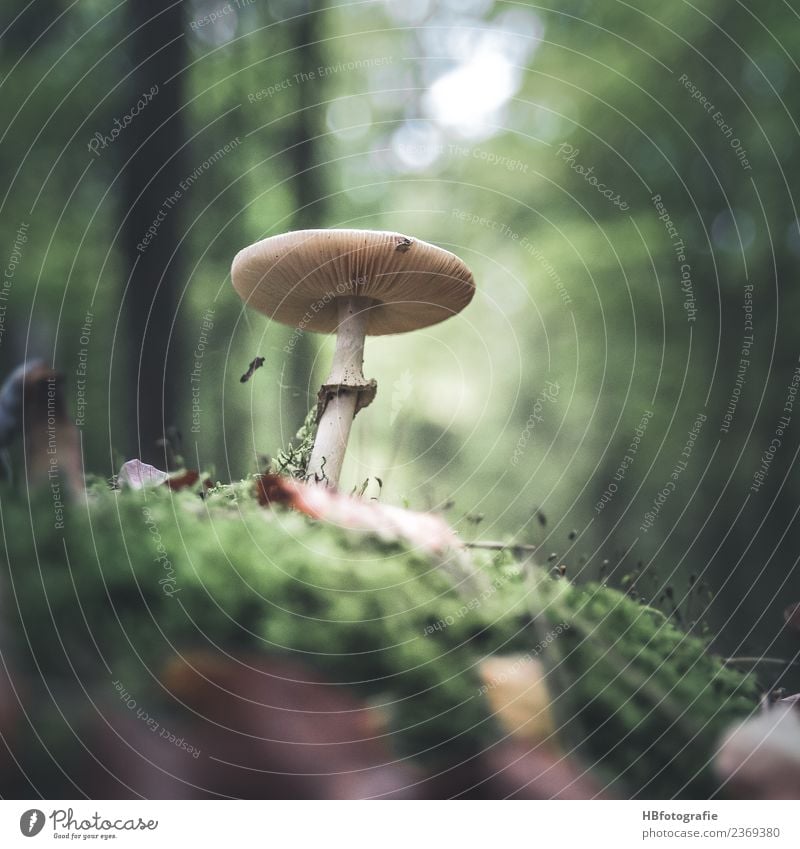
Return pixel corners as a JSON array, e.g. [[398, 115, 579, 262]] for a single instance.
[[118, 459, 170, 489], [165, 469, 200, 491], [254, 473, 461, 556]]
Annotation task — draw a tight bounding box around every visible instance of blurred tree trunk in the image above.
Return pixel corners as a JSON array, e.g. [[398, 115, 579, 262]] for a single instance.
[[283, 9, 325, 430], [120, 0, 187, 465]]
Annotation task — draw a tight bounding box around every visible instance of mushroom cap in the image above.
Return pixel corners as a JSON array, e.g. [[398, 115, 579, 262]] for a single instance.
[[231, 229, 475, 335]]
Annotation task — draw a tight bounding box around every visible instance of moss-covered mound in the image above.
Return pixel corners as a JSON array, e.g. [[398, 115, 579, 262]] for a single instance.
[[0, 483, 759, 797], [528, 577, 760, 797]]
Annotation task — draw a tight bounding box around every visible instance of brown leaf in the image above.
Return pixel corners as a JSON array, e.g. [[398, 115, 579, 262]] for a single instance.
[[165, 469, 201, 491], [254, 473, 463, 556]]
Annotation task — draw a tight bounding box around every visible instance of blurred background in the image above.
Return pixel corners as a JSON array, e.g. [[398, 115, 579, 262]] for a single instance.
[[1, 0, 798, 677]]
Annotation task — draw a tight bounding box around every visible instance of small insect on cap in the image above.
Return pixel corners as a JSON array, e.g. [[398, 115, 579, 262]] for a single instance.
[[230, 229, 475, 334]]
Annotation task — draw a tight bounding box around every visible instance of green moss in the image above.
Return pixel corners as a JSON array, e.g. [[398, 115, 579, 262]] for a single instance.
[[0, 485, 758, 797], [528, 575, 760, 797]]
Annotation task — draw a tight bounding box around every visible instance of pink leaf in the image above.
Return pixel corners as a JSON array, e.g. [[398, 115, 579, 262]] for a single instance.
[[118, 460, 170, 490]]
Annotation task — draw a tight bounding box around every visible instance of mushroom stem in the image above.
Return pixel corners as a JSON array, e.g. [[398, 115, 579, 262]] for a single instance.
[[306, 296, 372, 486]]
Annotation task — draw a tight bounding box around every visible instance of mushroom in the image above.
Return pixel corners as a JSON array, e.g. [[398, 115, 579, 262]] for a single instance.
[[231, 229, 475, 486]]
